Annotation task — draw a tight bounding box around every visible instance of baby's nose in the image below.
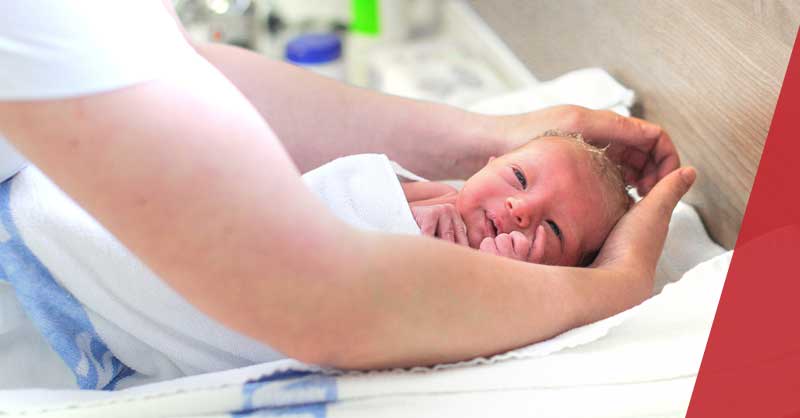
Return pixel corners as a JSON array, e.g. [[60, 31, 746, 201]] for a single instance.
[[505, 197, 531, 229]]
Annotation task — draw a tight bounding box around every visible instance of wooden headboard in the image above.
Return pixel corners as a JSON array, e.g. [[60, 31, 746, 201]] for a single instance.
[[467, 0, 799, 249]]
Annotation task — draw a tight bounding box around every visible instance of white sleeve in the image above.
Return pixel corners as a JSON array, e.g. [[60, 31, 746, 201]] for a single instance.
[[0, 0, 198, 182], [0, 0, 196, 101]]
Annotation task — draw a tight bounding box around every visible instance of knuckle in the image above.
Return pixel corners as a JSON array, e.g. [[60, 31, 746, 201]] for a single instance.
[[558, 105, 586, 132]]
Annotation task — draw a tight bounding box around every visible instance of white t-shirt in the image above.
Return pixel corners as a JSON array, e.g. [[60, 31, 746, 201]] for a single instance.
[[0, 0, 195, 182]]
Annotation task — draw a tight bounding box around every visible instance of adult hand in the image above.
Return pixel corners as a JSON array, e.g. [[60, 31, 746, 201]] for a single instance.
[[590, 167, 697, 299], [411, 204, 469, 246], [496, 105, 680, 195]]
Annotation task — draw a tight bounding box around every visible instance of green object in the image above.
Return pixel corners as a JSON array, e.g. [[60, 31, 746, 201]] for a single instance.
[[351, 0, 380, 35]]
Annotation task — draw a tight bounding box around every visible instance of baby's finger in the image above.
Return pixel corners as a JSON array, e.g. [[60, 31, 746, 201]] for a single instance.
[[479, 237, 499, 255], [418, 215, 437, 237], [436, 212, 456, 242], [509, 231, 532, 260], [529, 225, 546, 264], [494, 234, 516, 258], [454, 217, 469, 246]]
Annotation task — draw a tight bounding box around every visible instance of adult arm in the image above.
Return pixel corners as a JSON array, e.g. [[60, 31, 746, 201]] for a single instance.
[[0, 49, 694, 369], [161, 2, 678, 187]]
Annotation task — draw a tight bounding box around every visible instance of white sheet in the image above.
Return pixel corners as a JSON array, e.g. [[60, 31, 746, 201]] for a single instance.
[[0, 251, 731, 417]]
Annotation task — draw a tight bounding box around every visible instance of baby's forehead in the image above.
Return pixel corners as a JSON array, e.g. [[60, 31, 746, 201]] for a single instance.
[[513, 136, 595, 167]]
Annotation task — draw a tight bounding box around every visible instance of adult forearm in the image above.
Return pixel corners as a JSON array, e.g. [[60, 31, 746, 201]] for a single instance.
[[278, 232, 648, 369], [194, 42, 500, 179]]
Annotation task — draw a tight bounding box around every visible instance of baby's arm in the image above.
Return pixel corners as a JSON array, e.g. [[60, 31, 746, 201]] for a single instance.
[[400, 181, 458, 206], [401, 182, 467, 245]]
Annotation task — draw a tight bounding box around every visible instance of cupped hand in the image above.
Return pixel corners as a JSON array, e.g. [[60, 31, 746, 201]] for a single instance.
[[410, 203, 469, 246], [497, 105, 680, 195], [590, 167, 697, 298]]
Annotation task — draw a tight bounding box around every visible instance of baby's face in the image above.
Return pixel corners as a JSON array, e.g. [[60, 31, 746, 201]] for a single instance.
[[456, 137, 616, 266]]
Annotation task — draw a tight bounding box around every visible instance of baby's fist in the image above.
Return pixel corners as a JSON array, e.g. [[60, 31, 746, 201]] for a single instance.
[[479, 231, 532, 261]]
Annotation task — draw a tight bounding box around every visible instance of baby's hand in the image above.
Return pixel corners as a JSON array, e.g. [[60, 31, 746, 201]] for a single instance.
[[479, 231, 531, 261], [410, 204, 469, 246], [479, 226, 546, 263]]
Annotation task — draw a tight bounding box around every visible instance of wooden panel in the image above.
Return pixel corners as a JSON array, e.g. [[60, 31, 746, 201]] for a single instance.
[[467, 0, 799, 249]]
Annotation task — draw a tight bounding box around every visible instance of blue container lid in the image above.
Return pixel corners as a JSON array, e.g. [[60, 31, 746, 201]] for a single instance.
[[285, 33, 342, 64]]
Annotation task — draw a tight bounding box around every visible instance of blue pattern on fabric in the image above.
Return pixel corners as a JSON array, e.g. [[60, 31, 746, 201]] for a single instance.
[[231, 369, 337, 417], [0, 178, 135, 390]]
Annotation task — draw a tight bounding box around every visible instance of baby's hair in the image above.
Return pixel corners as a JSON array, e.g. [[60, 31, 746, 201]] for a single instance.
[[533, 129, 630, 208], [530, 130, 633, 266]]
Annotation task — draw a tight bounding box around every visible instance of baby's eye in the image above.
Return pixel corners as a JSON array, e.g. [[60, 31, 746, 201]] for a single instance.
[[546, 219, 562, 239], [512, 167, 527, 189]]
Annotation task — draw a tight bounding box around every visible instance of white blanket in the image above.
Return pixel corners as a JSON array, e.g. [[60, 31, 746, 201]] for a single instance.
[[302, 153, 420, 236]]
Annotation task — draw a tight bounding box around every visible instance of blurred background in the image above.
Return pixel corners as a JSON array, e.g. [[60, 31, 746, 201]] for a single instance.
[[172, 0, 537, 109]]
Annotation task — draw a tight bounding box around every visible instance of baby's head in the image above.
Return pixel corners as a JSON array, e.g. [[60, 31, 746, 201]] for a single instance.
[[456, 131, 631, 267]]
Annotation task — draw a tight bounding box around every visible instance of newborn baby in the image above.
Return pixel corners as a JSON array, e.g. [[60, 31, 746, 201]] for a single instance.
[[402, 132, 631, 267]]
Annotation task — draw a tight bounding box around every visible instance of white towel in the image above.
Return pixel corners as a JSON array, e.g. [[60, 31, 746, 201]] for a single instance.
[[302, 153, 420, 235], [469, 67, 636, 116]]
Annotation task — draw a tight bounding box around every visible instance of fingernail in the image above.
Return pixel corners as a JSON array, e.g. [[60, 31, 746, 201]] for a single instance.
[[681, 167, 696, 185]]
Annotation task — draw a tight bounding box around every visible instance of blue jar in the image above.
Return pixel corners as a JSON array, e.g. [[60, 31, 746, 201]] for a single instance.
[[285, 33, 343, 80]]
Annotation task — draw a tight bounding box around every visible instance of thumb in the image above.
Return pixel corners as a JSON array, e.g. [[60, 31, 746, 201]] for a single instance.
[[636, 167, 696, 222], [592, 167, 696, 270]]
